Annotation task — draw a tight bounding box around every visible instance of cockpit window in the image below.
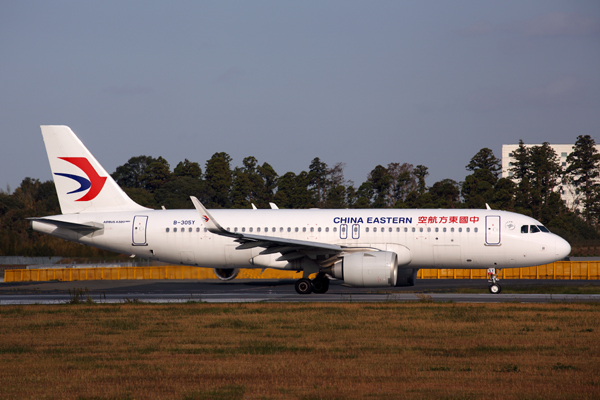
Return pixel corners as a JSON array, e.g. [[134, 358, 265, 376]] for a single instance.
[[522, 224, 549, 234]]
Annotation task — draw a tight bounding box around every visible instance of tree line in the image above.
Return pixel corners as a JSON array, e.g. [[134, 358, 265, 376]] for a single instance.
[[1, 135, 598, 257]]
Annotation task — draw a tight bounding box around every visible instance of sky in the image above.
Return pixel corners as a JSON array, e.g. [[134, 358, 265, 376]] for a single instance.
[[1, 0, 599, 194]]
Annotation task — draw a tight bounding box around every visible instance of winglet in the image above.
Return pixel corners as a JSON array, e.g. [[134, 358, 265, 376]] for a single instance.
[[269, 202, 279, 209], [485, 203, 492, 210], [190, 196, 238, 237]]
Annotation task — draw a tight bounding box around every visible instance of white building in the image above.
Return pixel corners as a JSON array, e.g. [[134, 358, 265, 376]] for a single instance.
[[501, 143, 600, 212]]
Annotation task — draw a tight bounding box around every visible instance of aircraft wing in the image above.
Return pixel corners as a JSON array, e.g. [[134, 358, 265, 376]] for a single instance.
[[190, 197, 343, 261]]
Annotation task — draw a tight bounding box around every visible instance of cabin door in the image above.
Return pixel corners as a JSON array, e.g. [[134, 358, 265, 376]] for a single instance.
[[132, 216, 148, 246], [485, 215, 501, 245]]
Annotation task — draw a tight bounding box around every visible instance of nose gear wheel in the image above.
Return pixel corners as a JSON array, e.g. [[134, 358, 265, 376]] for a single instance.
[[487, 268, 501, 294]]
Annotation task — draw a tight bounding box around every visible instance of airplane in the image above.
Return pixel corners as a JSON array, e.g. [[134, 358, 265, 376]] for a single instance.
[[29, 125, 571, 294]]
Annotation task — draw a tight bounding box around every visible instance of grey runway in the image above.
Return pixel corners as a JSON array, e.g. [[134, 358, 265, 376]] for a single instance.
[[1, 279, 599, 304]]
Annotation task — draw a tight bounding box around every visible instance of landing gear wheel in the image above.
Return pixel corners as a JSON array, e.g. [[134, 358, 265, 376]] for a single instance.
[[487, 268, 502, 294], [295, 278, 314, 295], [489, 283, 501, 294], [312, 277, 330, 294]]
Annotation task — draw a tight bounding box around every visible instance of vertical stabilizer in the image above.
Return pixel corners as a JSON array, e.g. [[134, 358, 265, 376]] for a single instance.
[[41, 125, 149, 214]]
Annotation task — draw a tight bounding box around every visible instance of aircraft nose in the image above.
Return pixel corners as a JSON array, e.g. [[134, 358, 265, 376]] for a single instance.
[[555, 237, 571, 260]]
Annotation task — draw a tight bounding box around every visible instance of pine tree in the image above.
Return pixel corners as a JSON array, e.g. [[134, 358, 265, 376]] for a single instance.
[[466, 147, 501, 178], [204, 152, 233, 208], [565, 135, 600, 222]]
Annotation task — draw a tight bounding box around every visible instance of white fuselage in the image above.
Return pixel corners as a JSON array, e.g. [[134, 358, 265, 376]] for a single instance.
[[32, 208, 570, 271]]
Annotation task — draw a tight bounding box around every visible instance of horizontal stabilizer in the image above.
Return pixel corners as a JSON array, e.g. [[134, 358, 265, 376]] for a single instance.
[[28, 217, 104, 232]]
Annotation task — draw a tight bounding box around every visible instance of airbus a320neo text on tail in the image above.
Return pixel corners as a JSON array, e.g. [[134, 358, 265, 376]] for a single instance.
[[30, 126, 571, 294]]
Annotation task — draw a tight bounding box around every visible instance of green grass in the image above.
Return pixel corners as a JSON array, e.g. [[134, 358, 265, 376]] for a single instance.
[[0, 303, 599, 399]]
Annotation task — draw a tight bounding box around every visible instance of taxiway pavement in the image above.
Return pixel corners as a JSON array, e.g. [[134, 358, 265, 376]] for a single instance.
[[1, 279, 599, 304]]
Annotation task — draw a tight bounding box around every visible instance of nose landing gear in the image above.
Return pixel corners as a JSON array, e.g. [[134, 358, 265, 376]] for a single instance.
[[487, 268, 501, 294]]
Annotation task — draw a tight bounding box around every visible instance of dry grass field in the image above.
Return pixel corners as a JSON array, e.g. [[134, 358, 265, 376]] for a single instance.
[[1, 301, 599, 400]]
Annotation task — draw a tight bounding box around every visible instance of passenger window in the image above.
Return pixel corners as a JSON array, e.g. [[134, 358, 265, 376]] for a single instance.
[[466, 228, 470, 232], [196, 228, 200, 232], [419, 228, 423, 233], [242, 227, 245, 232], [295, 227, 299, 232], [204, 228, 208, 232], [374, 227, 377, 232], [287, 227, 291, 232], [249, 227, 253, 232], [474, 228, 478, 233], [412, 227, 415, 232], [166, 228, 170, 233], [530, 225, 540, 233], [404, 227, 408, 232], [189, 228, 192, 232], [174, 228, 177, 232], [538, 225, 550, 233], [427, 227, 431, 232], [302, 227, 306, 232], [521, 225, 528, 233], [435, 227, 439, 233], [325, 227, 329, 232], [333, 227, 337, 232], [451, 228, 455, 233], [366, 227, 370, 232], [257, 227, 261, 232], [310, 227, 314, 232], [458, 227, 462, 233], [443, 227, 447, 233]]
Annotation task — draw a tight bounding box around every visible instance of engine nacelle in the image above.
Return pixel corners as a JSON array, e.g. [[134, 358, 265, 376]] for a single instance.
[[213, 268, 239, 281], [327, 251, 398, 288]]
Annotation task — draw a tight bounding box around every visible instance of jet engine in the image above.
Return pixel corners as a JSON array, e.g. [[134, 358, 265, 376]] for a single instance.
[[325, 251, 399, 287], [213, 268, 239, 281]]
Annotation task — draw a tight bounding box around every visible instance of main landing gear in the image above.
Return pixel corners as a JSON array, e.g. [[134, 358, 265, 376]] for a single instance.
[[295, 273, 330, 295], [487, 268, 501, 294]]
